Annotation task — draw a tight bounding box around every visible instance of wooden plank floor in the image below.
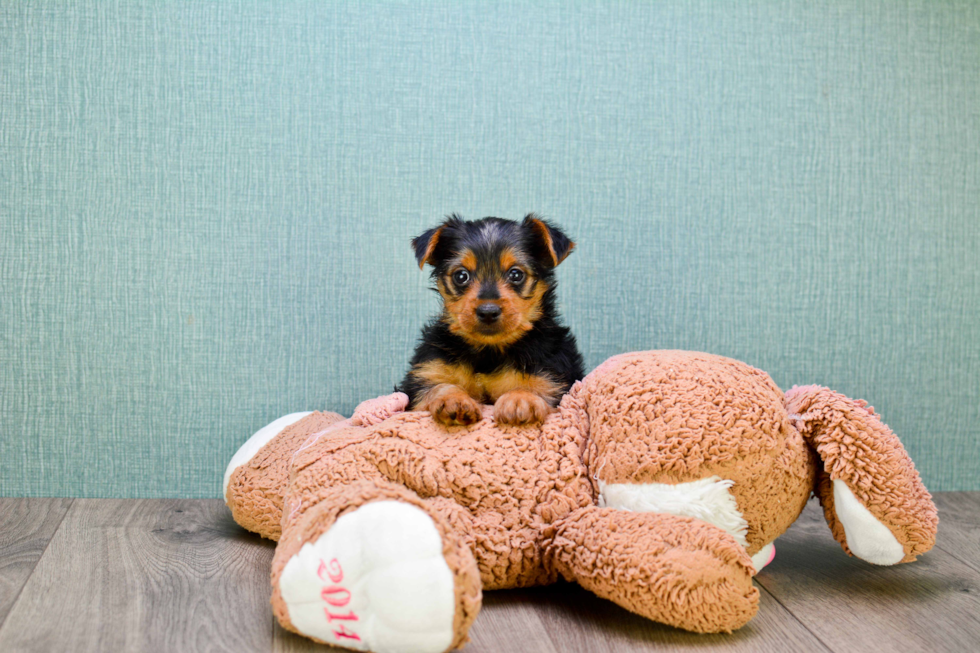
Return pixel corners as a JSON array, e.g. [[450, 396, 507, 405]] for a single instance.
[[0, 494, 977, 653]]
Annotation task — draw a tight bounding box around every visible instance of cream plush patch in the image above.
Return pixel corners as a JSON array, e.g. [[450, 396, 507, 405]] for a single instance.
[[749, 543, 775, 572], [279, 501, 456, 653], [598, 476, 750, 547], [222, 412, 313, 501], [833, 479, 905, 565]]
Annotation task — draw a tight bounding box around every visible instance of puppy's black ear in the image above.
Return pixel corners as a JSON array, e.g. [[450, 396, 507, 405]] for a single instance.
[[412, 225, 443, 269], [522, 214, 574, 268], [413, 214, 464, 269]]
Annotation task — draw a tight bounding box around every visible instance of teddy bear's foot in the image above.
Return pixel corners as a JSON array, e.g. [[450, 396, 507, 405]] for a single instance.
[[275, 500, 478, 653], [830, 480, 905, 565]]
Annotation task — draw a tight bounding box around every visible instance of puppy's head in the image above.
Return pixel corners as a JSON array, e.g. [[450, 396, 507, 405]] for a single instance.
[[413, 214, 574, 349]]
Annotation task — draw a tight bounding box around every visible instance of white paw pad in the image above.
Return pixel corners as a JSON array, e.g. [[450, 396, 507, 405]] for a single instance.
[[279, 501, 455, 653], [833, 480, 905, 565]]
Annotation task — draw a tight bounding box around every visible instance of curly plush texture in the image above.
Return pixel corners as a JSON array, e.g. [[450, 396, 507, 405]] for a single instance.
[[785, 385, 938, 562], [224, 350, 938, 650], [546, 507, 759, 633], [581, 351, 817, 555], [271, 480, 483, 650], [280, 396, 595, 590], [226, 410, 345, 540]]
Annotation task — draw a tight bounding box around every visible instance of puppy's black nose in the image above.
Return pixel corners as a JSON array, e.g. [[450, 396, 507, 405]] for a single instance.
[[476, 303, 502, 324]]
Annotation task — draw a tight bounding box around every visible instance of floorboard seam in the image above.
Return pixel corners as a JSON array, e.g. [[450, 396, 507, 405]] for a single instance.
[[0, 498, 74, 635], [755, 581, 836, 653]]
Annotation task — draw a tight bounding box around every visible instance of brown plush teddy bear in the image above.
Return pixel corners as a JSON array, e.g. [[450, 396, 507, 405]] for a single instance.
[[224, 350, 937, 653]]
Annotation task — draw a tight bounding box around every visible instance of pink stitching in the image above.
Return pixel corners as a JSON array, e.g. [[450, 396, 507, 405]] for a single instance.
[[318, 558, 343, 583], [316, 558, 361, 641]]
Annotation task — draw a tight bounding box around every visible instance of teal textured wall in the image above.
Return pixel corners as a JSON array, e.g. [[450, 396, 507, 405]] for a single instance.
[[2, 1, 978, 497]]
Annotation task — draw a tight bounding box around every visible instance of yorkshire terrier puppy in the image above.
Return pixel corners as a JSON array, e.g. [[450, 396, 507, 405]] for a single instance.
[[399, 214, 584, 427]]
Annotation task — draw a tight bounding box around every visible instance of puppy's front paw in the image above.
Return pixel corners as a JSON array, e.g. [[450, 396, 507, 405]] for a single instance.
[[494, 390, 553, 426], [421, 385, 482, 427]]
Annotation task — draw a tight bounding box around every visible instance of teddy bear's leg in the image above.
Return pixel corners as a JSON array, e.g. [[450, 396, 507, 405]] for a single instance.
[[224, 410, 346, 539], [224, 392, 409, 540], [271, 480, 481, 653], [785, 385, 938, 564], [546, 506, 758, 634]]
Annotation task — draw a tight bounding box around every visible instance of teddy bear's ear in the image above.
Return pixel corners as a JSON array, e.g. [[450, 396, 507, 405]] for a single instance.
[[522, 214, 575, 268]]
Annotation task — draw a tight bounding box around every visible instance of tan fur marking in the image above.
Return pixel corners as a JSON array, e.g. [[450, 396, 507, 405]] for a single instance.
[[411, 361, 562, 407], [499, 277, 549, 328], [444, 275, 549, 350], [411, 360, 483, 401], [482, 369, 563, 405], [436, 276, 454, 300], [500, 249, 518, 272], [435, 239, 549, 349], [441, 282, 488, 343], [459, 250, 477, 271]]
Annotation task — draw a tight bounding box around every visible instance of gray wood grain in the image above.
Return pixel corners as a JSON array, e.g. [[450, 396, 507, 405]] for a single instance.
[[0, 498, 73, 627], [272, 621, 322, 653], [272, 584, 561, 652], [0, 499, 276, 653], [933, 492, 980, 573], [466, 590, 560, 653], [754, 498, 980, 653], [528, 579, 827, 653], [2, 495, 977, 652]]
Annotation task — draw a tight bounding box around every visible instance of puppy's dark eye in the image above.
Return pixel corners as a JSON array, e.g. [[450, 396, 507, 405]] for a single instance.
[[452, 269, 471, 286], [507, 268, 525, 284]]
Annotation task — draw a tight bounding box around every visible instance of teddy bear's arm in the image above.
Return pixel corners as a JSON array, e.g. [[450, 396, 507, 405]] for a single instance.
[[785, 385, 938, 564], [225, 410, 347, 540], [225, 393, 410, 540], [545, 505, 759, 634]]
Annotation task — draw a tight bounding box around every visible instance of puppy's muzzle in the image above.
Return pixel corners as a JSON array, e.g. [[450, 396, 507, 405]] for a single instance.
[[476, 303, 502, 324]]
